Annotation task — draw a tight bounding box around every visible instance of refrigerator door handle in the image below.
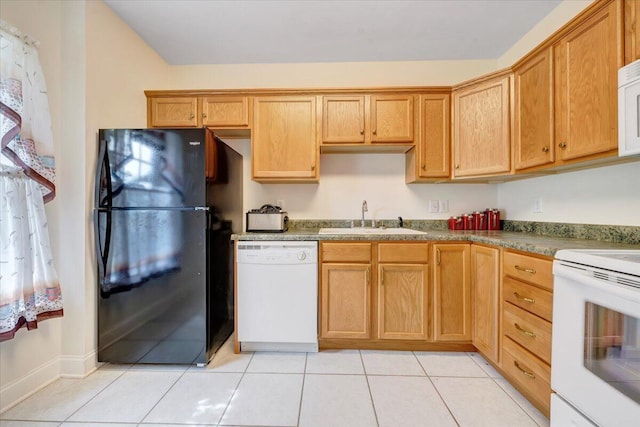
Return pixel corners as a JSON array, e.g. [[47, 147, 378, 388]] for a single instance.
[[94, 209, 112, 293], [96, 139, 113, 208]]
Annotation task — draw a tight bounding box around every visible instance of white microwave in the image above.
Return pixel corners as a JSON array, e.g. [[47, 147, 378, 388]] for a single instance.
[[619, 59, 640, 157]]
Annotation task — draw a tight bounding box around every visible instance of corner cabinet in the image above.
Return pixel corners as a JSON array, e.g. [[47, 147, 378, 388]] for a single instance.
[[432, 243, 472, 342], [321, 94, 414, 148], [553, 0, 622, 162], [252, 96, 319, 182], [406, 94, 450, 182], [452, 74, 512, 178], [471, 245, 500, 364]]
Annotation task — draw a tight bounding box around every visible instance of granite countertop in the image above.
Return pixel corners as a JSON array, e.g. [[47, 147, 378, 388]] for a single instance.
[[232, 228, 640, 257]]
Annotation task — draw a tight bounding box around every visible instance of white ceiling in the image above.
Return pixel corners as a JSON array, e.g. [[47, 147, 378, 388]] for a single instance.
[[104, 0, 562, 65]]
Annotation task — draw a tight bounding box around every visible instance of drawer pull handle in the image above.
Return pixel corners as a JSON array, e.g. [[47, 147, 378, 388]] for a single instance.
[[514, 361, 536, 379], [514, 265, 536, 274], [514, 323, 536, 338], [513, 292, 535, 304], [436, 248, 441, 266]]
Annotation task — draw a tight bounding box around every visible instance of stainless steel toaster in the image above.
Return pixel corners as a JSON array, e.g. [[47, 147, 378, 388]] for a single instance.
[[246, 205, 289, 232]]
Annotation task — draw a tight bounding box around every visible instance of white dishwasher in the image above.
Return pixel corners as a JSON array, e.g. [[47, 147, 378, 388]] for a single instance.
[[236, 241, 318, 352]]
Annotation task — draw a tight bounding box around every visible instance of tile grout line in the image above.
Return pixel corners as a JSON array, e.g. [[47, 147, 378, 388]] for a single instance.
[[413, 351, 461, 427], [59, 365, 131, 424], [295, 352, 309, 427], [216, 351, 255, 426], [136, 365, 189, 424], [467, 352, 546, 427], [360, 350, 381, 427]]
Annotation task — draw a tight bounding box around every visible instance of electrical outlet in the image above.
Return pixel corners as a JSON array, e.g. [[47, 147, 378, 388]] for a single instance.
[[429, 200, 439, 213], [276, 199, 285, 210], [534, 197, 543, 213], [439, 200, 449, 213]]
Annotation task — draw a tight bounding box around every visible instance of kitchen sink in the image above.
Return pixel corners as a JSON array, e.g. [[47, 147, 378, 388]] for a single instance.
[[318, 227, 427, 235]]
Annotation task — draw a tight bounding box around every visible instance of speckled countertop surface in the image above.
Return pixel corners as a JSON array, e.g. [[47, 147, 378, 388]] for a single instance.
[[232, 228, 640, 257]]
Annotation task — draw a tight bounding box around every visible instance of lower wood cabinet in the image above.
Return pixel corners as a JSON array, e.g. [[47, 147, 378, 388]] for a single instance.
[[501, 249, 554, 417], [433, 243, 472, 342], [377, 263, 429, 340], [320, 263, 371, 339], [471, 244, 500, 364]]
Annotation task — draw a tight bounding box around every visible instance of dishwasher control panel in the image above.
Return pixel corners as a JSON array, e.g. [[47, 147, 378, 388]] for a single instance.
[[237, 242, 318, 265]]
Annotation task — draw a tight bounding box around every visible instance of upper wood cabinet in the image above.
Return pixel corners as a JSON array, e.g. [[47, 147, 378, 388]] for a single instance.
[[514, 48, 555, 171], [148, 95, 250, 129], [625, 0, 640, 64], [149, 97, 199, 127], [554, 0, 622, 162], [252, 96, 319, 181], [452, 74, 512, 178], [432, 243, 472, 342], [322, 94, 414, 146], [406, 94, 450, 181], [471, 245, 500, 364]]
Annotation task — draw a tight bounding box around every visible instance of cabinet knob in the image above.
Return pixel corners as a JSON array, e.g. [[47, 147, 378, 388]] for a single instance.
[[311, 165, 315, 171], [202, 113, 207, 119], [360, 129, 364, 135], [558, 142, 567, 149], [455, 165, 460, 169], [421, 164, 426, 170], [372, 129, 377, 135], [541, 146, 549, 153], [190, 113, 195, 120]]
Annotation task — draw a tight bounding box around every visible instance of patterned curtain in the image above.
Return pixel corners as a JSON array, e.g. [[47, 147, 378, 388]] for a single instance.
[[0, 20, 63, 342]]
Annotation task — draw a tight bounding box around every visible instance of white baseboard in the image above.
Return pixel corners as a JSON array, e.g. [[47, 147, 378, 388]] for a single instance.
[[60, 350, 97, 378], [0, 350, 97, 414], [0, 357, 60, 414]]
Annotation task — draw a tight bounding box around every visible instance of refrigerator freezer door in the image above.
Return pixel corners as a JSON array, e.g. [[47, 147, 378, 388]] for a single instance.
[[96, 208, 210, 364], [97, 129, 206, 209]]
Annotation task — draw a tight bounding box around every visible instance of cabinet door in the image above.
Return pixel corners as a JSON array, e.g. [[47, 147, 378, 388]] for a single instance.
[[370, 95, 414, 143], [625, 0, 640, 64], [418, 94, 450, 178], [322, 96, 366, 143], [554, 1, 621, 161], [433, 244, 472, 341], [453, 75, 511, 177], [202, 96, 249, 127], [149, 97, 198, 127], [252, 96, 319, 181], [471, 245, 500, 363], [514, 49, 554, 171], [377, 264, 429, 340], [320, 264, 371, 339]]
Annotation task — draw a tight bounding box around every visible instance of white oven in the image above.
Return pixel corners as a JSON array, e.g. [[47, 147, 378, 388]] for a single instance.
[[619, 59, 640, 157], [552, 250, 640, 427]]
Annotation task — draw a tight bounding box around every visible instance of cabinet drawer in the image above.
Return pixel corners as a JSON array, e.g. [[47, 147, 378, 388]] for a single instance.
[[378, 243, 429, 263], [503, 303, 552, 364], [502, 337, 551, 413], [322, 243, 371, 262], [503, 251, 552, 291], [503, 277, 553, 322]]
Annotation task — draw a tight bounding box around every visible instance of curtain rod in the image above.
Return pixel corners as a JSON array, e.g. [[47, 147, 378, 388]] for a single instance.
[[0, 19, 40, 48]]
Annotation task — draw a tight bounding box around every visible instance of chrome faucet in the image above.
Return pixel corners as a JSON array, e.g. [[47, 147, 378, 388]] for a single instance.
[[361, 200, 368, 227]]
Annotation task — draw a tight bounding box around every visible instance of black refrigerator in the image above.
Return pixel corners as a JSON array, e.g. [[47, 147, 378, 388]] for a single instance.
[[94, 128, 242, 365]]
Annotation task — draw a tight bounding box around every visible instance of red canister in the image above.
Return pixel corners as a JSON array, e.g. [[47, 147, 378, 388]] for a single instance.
[[486, 209, 501, 230], [448, 216, 463, 230], [461, 213, 474, 230], [473, 211, 487, 230]]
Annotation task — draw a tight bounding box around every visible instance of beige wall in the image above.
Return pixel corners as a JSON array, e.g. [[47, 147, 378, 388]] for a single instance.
[[0, 0, 64, 411], [0, 0, 169, 412]]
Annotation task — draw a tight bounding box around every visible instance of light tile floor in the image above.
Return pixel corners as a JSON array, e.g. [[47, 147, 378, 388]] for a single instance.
[[1, 338, 550, 427]]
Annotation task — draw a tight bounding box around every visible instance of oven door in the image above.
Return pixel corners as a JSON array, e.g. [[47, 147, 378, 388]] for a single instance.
[[552, 261, 640, 427]]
